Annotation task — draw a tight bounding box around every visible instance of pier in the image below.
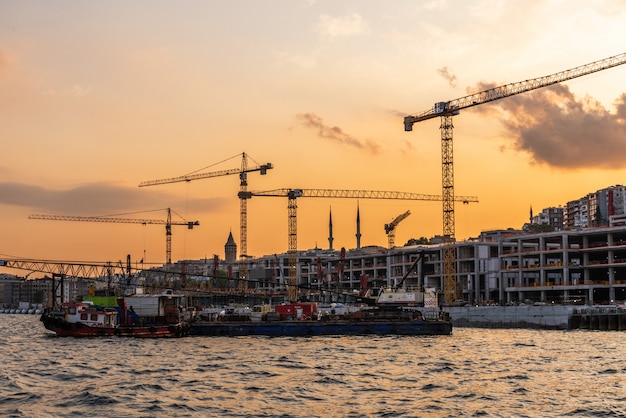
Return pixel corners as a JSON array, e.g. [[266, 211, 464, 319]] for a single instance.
[[570, 306, 626, 331]]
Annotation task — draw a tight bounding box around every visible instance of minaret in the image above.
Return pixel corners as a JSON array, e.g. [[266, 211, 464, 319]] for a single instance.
[[356, 202, 361, 249], [328, 207, 334, 250], [530, 205, 534, 224], [224, 230, 237, 263]]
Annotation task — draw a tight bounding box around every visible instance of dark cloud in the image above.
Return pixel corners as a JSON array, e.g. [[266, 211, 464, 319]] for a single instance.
[[473, 83, 626, 169], [295, 112, 381, 154], [389, 109, 409, 118], [0, 182, 227, 216], [437, 67, 457, 88], [401, 139, 414, 155]]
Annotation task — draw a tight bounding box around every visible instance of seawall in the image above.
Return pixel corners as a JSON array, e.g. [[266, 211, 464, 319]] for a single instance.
[[443, 305, 577, 330]]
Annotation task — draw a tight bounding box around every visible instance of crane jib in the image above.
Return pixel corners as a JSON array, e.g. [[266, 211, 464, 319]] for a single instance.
[[242, 188, 478, 202], [404, 51, 626, 130]]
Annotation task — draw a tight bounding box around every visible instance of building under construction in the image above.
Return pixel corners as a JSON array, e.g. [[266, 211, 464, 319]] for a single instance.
[[172, 222, 626, 308]]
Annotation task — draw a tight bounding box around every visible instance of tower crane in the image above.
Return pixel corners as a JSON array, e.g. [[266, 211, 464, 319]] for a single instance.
[[385, 210, 411, 248], [28, 208, 199, 266], [138, 152, 273, 288], [404, 51, 626, 306], [240, 188, 478, 301]]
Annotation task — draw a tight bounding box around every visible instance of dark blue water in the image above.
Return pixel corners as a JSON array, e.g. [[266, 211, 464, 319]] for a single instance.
[[1, 314, 625, 417]]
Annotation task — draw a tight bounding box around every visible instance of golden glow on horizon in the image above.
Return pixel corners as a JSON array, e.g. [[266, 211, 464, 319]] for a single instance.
[[1, 1, 626, 265]]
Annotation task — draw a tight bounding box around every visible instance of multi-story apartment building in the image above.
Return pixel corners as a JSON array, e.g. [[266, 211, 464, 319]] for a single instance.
[[531, 207, 564, 229], [565, 195, 590, 228], [0, 276, 54, 308], [563, 185, 626, 229]]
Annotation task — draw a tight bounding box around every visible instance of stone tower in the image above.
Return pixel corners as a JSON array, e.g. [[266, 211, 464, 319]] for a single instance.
[[225, 231, 237, 263]]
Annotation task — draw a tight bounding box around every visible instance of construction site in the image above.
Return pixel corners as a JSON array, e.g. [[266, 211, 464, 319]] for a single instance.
[[3, 52, 626, 330]]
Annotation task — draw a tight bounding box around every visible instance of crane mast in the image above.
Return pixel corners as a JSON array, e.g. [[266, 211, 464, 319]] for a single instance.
[[239, 154, 250, 289], [241, 188, 478, 301], [404, 51, 626, 305]]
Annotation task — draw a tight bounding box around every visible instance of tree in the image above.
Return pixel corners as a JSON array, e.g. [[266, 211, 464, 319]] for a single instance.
[[405, 237, 430, 246], [523, 223, 555, 233]]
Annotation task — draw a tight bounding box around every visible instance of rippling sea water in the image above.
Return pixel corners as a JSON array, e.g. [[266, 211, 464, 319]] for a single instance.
[[1, 315, 625, 417]]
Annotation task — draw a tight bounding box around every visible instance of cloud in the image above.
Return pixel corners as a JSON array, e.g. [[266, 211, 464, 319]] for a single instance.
[[275, 50, 319, 69], [317, 13, 367, 38], [0, 182, 227, 216], [400, 139, 415, 156], [389, 109, 411, 119], [437, 67, 457, 88], [473, 83, 626, 169], [295, 112, 381, 154], [422, 0, 448, 11]]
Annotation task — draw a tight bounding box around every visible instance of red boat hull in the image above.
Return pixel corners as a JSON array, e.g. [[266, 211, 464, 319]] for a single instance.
[[42, 315, 189, 338]]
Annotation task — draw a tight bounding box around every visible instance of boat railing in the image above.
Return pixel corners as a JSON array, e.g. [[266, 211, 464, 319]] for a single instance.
[[418, 307, 446, 321]]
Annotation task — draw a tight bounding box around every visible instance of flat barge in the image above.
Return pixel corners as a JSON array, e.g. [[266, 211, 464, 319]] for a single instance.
[[189, 301, 452, 337], [190, 319, 451, 337]]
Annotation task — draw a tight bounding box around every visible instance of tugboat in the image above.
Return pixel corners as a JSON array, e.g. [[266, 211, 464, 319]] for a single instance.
[[40, 291, 190, 338]]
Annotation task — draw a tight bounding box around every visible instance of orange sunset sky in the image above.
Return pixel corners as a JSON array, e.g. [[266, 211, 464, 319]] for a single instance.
[[1, 1, 626, 269]]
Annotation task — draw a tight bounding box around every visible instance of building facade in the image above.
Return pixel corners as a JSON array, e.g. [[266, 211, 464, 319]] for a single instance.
[[531, 207, 564, 229], [230, 225, 626, 306], [563, 185, 626, 229]]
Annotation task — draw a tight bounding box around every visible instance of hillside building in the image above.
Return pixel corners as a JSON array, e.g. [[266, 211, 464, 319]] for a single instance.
[[530, 207, 564, 230], [563, 185, 626, 229]]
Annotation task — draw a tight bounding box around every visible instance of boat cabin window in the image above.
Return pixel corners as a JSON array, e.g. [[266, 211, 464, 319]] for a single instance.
[[90, 314, 98, 321], [81, 313, 88, 320], [68, 307, 77, 315]]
